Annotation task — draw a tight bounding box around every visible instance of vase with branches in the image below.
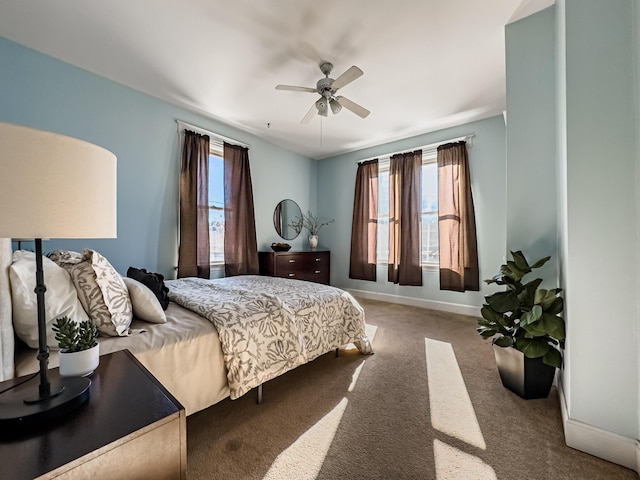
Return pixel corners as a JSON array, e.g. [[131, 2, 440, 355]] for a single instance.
[[288, 211, 334, 249]]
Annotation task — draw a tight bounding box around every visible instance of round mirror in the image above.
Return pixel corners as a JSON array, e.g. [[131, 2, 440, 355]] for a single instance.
[[273, 199, 302, 240]]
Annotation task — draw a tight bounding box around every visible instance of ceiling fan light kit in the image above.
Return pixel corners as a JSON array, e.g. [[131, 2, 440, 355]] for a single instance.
[[276, 62, 370, 124]]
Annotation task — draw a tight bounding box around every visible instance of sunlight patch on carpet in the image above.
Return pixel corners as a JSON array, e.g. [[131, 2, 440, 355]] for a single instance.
[[425, 338, 486, 449], [433, 440, 497, 480], [262, 398, 348, 480], [365, 323, 378, 343], [348, 360, 366, 392]]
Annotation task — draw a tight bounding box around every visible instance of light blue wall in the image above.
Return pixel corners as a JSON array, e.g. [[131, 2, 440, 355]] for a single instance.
[[560, 0, 638, 439], [0, 37, 316, 278], [505, 7, 557, 283], [316, 115, 507, 309]]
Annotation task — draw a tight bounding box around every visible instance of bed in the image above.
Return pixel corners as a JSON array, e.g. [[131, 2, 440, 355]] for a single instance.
[[0, 238, 372, 415]]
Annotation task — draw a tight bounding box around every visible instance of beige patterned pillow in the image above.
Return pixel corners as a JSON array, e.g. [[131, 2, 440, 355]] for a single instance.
[[48, 250, 83, 270], [68, 249, 133, 337]]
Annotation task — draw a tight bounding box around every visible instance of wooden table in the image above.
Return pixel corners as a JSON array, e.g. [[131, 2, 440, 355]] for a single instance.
[[0, 349, 186, 479]]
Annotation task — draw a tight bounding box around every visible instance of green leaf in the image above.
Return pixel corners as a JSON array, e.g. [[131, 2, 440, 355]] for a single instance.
[[515, 337, 550, 358], [521, 312, 565, 340], [493, 336, 514, 347], [476, 318, 493, 327], [546, 297, 564, 315], [523, 278, 543, 290], [520, 305, 543, 326], [518, 278, 542, 307], [486, 291, 520, 313], [481, 306, 507, 326], [506, 261, 526, 281], [477, 327, 497, 339], [534, 289, 560, 310], [530, 256, 551, 269], [510, 251, 530, 271], [543, 348, 562, 368], [540, 313, 565, 340]]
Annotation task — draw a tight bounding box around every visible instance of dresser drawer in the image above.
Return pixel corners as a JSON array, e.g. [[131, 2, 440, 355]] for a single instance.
[[275, 253, 326, 271], [259, 250, 330, 285]]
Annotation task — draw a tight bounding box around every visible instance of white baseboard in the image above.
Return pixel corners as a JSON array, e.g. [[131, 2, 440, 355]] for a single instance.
[[345, 288, 481, 318], [558, 381, 639, 472]]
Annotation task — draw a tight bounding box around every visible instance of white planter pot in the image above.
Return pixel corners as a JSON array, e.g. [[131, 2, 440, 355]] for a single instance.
[[59, 344, 99, 377], [309, 235, 319, 249]]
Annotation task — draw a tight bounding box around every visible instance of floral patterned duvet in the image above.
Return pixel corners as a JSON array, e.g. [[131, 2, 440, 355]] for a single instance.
[[166, 275, 372, 399]]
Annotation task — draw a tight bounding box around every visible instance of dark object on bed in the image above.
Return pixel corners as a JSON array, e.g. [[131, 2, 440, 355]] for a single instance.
[[127, 267, 170, 310], [270, 242, 291, 252]]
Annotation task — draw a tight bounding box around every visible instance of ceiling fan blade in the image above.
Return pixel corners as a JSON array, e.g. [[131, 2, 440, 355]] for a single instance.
[[336, 96, 370, 118], [301, 103, 317, 124], [331, 66, 363, 90], [276, 85, 317, 93]]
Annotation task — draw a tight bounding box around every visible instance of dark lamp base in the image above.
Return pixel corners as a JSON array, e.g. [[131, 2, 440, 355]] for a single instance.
[[0, 377, 91, 430]]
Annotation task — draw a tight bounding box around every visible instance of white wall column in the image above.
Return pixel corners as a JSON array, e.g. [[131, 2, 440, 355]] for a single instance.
[[556, 0, 639, 469]]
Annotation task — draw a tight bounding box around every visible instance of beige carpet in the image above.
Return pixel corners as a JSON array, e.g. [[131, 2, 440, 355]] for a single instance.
[[187, 298, 637, 480]]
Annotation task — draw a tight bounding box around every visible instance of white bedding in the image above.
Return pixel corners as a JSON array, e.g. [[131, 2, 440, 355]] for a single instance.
[[167, 275, 372, 399], [16, 302, 229, 415]]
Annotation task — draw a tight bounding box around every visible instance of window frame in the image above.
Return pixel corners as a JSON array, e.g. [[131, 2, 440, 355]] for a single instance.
[[208, 142, 225, 266], [375, 152, 439, 270]]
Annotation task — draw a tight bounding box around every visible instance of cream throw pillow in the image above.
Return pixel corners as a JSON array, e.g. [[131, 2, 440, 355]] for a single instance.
[[122, 277, 167, 324], [67, 249, 133, 337], [9, 250, 89, 349]]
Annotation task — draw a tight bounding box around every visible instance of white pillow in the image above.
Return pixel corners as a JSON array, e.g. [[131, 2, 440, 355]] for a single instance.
[[9, 250, 89, 349], [122, 277, 167, 324]]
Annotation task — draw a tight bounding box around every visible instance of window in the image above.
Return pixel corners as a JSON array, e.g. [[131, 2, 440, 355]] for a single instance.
[[376, 152, 439, 267], [208, 143, 224, 264]]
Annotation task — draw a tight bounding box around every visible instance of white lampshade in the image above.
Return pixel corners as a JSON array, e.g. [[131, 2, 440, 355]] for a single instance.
[[0, 122, 117, 239]]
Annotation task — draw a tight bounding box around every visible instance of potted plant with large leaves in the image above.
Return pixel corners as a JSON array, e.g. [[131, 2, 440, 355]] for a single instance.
[[476, 251, 565, 399]]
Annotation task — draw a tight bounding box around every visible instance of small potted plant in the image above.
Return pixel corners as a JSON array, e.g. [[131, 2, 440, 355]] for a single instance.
[[476, 251, 565, 399], [289, 211, 334, 249], [52, 316, 99, 377]]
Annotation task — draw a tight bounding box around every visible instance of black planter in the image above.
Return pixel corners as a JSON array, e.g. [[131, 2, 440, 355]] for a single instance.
[[492, 345, 556, 399]]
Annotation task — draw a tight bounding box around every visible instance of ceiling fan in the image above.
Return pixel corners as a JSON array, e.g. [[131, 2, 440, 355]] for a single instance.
[[276, 62, 370, 124]]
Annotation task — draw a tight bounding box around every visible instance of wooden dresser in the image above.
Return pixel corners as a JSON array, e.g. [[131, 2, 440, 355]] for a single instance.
[[259, 249, 330, 285]]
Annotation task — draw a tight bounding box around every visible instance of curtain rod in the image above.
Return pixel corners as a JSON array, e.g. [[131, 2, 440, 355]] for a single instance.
[[355, 134, 474, 164], [176, 120, 250, 149]]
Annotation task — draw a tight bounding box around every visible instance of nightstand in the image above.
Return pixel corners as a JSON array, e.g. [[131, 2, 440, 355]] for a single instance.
[[0, 349, 186, 479]]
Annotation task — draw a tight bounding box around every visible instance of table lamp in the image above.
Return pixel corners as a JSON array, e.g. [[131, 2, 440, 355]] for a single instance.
[[0, 122, 116, 428]]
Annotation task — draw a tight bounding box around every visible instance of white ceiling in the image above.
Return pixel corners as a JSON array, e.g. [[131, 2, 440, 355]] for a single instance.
[[0, 0, 552, 160]]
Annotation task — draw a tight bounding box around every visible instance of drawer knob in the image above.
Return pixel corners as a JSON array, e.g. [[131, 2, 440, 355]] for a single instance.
[[288, 273, 295, 277], [315, 270, 321, 274], [289, 259, 296, 263], [315, 258, 321, 262]]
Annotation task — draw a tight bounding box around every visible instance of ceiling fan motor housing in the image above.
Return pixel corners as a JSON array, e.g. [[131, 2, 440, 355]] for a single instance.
[[316, 77, 335, 96]]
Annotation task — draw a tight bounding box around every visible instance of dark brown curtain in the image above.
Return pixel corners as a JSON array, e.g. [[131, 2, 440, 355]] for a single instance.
[[178, 131, 210, 279], [349, 159, 379, 281], [437, 141, 479, 291], [223, 142, 259, 276], [388, 150, 422, 285]]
